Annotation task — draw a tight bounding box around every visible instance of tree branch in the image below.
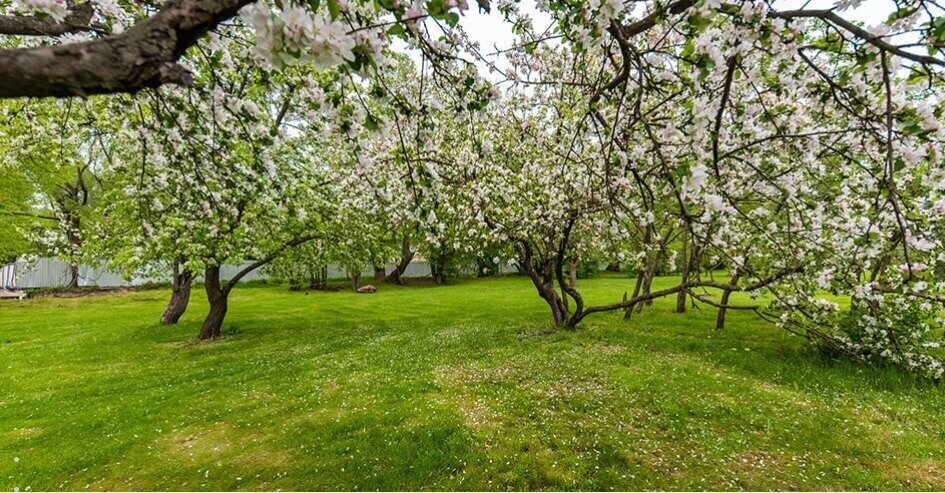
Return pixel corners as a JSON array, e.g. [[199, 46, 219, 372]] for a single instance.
[[0, 0, 253, 98], [765, 6, 945, 67], [223, 234, 320, 292]]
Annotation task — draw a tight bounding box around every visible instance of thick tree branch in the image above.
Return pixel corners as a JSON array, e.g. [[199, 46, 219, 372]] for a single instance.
[[0, 0, 253, 98], [223, 234, 320, 292]]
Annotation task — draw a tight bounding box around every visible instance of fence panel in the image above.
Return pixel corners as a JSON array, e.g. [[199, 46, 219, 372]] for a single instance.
[[6, 257, 500, 288]]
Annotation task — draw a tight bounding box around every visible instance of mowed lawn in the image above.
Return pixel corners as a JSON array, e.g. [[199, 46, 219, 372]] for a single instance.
[[1, 275, 944, 491]]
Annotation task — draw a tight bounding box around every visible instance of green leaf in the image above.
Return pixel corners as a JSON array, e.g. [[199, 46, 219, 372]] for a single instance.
[[364, 113, 380, 132], [327, 0, 340, 20], [445, 11, 460, 27]]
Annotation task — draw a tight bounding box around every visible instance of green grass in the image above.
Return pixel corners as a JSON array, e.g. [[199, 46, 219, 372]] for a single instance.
[[1, 274, 944, 491]]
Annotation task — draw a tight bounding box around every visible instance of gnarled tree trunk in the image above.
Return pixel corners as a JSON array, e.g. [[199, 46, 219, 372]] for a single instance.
[[161, 264, 192, 325], [626, 228, 664, 318], [715, 269, 742, 331], [676, 231, 689, 313], [516, 241, 570, 327], [624, 270, 646, 319], [66, 263, 80, 290], [200, 265, 229, 340], [385, 236, 414, 285]]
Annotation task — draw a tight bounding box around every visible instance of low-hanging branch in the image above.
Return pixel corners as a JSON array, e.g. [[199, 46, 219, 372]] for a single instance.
[[222, 233, 322, 293], [567, 266, 805, 327], [0, 0, 253, 98]]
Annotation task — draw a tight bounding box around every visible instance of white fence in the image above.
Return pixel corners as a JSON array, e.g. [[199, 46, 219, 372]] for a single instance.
[[2, 257, 449, 289], [1, 263, 15, 289]]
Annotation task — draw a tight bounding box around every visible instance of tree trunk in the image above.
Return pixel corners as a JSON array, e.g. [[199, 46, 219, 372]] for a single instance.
[[351, 270, 361, 290], [715, 270, 742, 331], [66, 263, 80, 290], [430, 254, 447, 285], [624, 270, 646, 319], [605, 262, 620, 272], [65, 207, 82, 290], [386, 236, 413, 285], [542, 283, 568, 326], [636, 228, 662, 311], [676, 232, 689, 314], [641, 270, 655, 306], [200, 265, 228, 340], [373, 264, 386, 281], [161, 266, 192, 325], [516, 243, 569, 328]]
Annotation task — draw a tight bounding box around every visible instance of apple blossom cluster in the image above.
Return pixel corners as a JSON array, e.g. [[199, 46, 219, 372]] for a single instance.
[[240, 4, 360, 70]]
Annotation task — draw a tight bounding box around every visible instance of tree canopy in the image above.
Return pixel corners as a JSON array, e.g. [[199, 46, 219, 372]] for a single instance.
[[3, 0, 945, 377]]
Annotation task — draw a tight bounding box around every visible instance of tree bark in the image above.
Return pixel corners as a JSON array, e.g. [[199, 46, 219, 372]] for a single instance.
[[200, 265, 228, 340], [385, 236, 413, 285], [194, 235, 320, 339], [624, 270, 645, 319], [715, 269, 742, 330], [161, 265, 192, 325], [676, 232, 690, 313], [516, 242, 569, 327], [64, 207, 82, 290], [62, 262, 78, 289], [309, 266, 327, 289], [0, 0, 254, 98]]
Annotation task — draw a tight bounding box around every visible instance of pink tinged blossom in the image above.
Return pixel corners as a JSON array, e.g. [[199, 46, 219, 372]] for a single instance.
[[684, 164, 709, 195], [445, 0, 469, 11], [703, 193, 728, 213], [404, 2, 425, 19], [910, 237, 936, 252], [899, 263, 928, 273]]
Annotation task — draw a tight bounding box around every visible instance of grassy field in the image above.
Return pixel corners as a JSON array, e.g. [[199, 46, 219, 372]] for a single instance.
[[1, 274, 944, 491]]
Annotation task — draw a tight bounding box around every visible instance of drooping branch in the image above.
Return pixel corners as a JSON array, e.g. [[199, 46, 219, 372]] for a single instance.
[[568, 266, 805, 327], [223, 234, 321, 292], [0, 0, 253, 98]]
